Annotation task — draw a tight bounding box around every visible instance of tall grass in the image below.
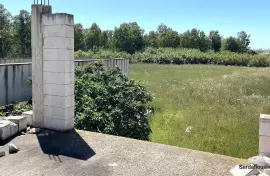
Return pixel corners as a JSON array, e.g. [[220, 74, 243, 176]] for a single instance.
[[130, 64, 270, 159]]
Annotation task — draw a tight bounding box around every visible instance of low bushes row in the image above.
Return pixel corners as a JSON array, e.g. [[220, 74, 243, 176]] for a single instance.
[[75, 48, 270, 67]]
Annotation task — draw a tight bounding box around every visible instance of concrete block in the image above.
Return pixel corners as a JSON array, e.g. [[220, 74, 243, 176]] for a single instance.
[[43, 60, 74, 73], [259, 114, 270, 157], [43, 37, 74, 50], [43, 117, 74, 131], [44, 83, 74, 97], [42, 13, 74, 26], [0, 120, 18, 140], [32, 9, 75, 131], [22, 111, 33, 126], [259, 136, 270, 157], [229, 165, 259, 176], [43, 25, 74, 38], [260, 114, 270, 136], [43, 49, 74, 61], [65, 117, 75, 130], [44, 106, 74, 120], [260, 121, 270, 136], [44, 72, 74, 84], [44, 95, 74, 108], [4, 116, 27, 132]]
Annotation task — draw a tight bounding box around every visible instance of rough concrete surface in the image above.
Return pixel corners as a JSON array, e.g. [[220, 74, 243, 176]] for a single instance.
[[0, 130, 246, 176]]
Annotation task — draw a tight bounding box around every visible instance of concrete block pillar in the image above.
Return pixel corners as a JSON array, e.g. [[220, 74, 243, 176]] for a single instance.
[[259, 114, 270, 156], [42, 13, 75, 131], [31, 5, 52, 127], [31, 4, 75, 131]]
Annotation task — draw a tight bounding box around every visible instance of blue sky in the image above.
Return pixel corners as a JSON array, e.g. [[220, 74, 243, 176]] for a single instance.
[[2, 0, 270, 49]]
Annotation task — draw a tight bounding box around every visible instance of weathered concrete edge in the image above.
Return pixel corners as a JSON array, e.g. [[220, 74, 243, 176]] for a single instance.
[[76, 129, 248, 163], [0, 62, 32, 66]]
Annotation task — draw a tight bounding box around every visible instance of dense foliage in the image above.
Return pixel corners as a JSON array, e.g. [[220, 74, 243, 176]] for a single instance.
[[75, 62, 153, 140], [0, 5, 31, 58], [75, 48, 270, 67]]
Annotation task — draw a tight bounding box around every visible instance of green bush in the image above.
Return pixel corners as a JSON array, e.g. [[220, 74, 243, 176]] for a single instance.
[[0, 102, 32, 116], [75, 62, 153, 140], [248, 56, 270, 67]]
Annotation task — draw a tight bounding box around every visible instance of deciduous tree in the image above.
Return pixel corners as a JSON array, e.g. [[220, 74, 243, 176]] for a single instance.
[[0, 4, 13, 58], [84, 23, 102, 50], [113, 22, 144, 54], [144, 31, 159, 48], [221, 36, 241, 52], [237, 31, 250, 52], [74, 23, 85, 51], [13, 10, 31, 57], [209, 30, 221, 52]]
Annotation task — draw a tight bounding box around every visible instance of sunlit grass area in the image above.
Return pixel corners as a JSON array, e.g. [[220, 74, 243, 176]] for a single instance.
[[130, 64, 270, 159]]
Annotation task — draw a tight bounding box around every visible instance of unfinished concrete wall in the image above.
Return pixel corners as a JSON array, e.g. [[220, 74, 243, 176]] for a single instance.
[[0, 63, 32, 106], [41, 13, 75, 131], [31, 5, 52, 127], [0, 59, 129, 106]]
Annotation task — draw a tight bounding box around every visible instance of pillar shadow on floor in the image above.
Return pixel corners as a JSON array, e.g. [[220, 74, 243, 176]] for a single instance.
[[37, 129, 96, 161]]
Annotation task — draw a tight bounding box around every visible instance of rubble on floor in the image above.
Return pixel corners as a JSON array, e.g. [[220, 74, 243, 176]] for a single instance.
[[8, 143, 19, 154]]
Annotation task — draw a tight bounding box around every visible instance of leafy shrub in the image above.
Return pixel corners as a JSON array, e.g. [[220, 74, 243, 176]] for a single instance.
[[27, 77, 32, 84], [75, 62, 153, 140], [0, 102, 32, 116], [248, 56, 270, 67]]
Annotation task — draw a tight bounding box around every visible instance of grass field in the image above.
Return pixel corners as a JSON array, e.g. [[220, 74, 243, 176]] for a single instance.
[[130, 64, 270, 159]]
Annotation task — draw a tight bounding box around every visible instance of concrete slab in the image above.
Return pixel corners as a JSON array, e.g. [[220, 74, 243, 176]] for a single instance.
[[0, 130, 246, 176], [4, 116, 27, 132], [0, 120, 18, 140], [22, 111, 33, 126]]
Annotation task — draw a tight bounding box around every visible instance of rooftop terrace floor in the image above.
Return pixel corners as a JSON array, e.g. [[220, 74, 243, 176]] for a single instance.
[[0, 129, 246, 176]]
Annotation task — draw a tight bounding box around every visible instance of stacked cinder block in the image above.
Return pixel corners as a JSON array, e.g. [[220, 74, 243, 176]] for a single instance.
[[42, 14, 75, 131]]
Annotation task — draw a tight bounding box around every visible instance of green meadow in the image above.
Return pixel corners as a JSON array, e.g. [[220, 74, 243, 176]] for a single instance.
[[131, 64, 270, 158]]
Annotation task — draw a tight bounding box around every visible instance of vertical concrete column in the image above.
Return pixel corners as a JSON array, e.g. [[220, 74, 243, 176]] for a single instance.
[[31, 5, 52, 127], [42, 13, 75, 131], [259, 114, 270, 156]]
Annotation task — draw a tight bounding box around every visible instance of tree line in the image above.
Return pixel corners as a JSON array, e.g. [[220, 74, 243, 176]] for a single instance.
[[0, 4, 253, 58], [75, 22, 252, 54]]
